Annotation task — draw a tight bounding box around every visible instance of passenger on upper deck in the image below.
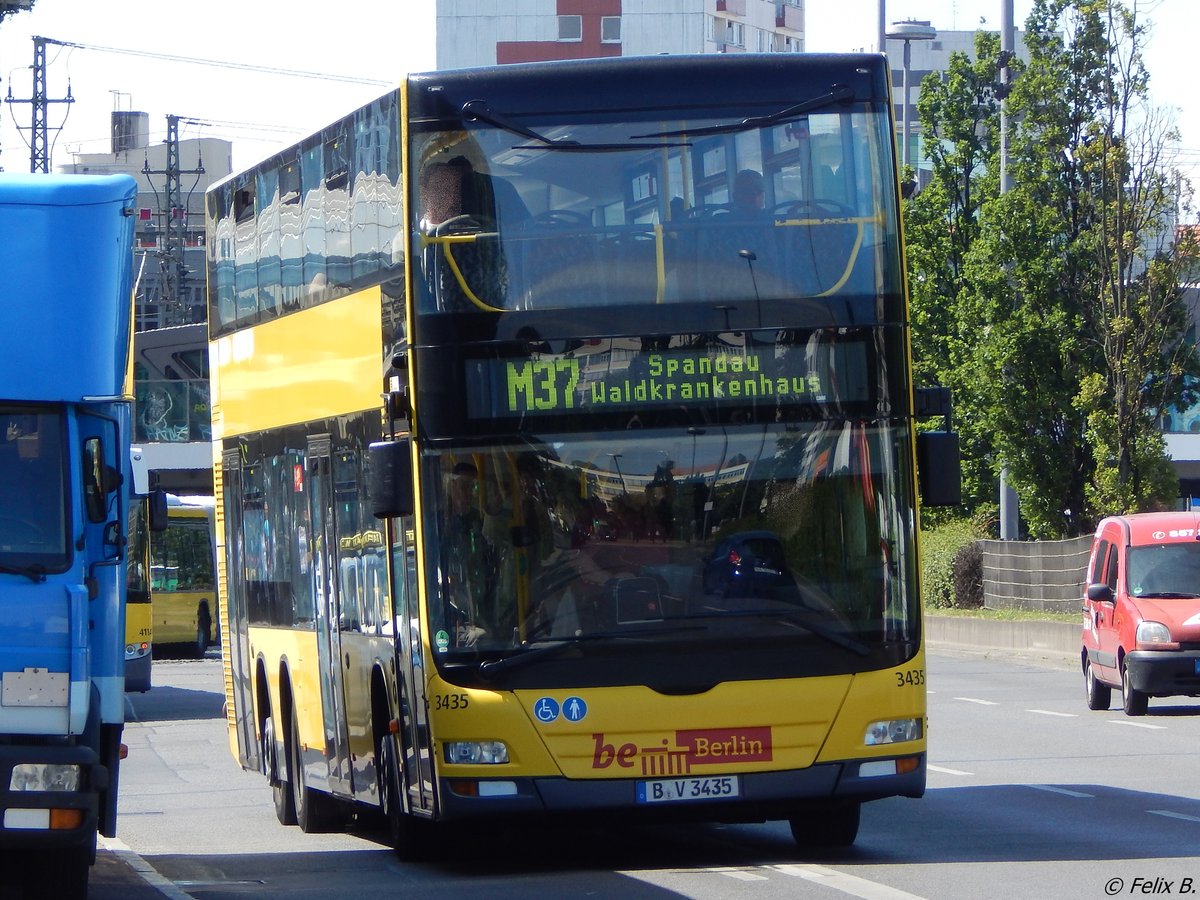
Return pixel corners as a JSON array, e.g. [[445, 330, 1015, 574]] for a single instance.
[[730, 169, 767, 218]]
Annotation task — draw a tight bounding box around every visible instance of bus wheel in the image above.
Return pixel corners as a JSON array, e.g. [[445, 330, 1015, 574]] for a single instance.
[[289, 706, 344, 833], [195, 605, 212, 657], [378, 732, 431, 860], [265, 715, 296, 826], [788, 801, 860, 848]]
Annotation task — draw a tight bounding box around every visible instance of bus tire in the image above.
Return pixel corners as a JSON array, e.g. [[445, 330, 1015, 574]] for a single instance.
[[788, 800, 860, 848], [289, 706, 344, 833], [378, 732, 432, 860], [265, 714, 296, 826], [195, 604, 212, 657]]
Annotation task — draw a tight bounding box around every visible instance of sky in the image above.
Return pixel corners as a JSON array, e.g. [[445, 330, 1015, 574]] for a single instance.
[[0, 0, 1193, 188]]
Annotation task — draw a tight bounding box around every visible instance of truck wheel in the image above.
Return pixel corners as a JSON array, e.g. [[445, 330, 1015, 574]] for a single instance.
[[30, 844, 89, 899], [1085, 661, 1111, 710]]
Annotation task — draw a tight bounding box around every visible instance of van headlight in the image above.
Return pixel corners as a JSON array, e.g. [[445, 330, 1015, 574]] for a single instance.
[[1136, 620, 1177, 648]]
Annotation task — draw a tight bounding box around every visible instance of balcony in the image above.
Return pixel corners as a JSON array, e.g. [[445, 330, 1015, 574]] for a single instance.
[[716, 0, 746, 15], [776, 3, 802, 30]]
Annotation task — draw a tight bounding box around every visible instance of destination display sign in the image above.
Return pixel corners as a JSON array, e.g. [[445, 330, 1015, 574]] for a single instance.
[[463, 341, 871, 419]]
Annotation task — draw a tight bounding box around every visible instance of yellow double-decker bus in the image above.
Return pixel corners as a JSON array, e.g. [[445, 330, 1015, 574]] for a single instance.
[[206, 54, 960, 851], [150, 496, 218, 656]]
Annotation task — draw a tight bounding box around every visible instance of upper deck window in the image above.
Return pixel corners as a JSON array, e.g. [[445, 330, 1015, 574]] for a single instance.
[[411, 98, 900, 320]]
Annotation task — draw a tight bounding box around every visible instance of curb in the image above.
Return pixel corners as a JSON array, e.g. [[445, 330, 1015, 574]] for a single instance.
[[926, 615, 1079, 669]]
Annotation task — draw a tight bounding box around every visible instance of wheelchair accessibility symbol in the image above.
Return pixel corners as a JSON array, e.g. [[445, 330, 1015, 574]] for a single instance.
[[534, 697, 560, 723]]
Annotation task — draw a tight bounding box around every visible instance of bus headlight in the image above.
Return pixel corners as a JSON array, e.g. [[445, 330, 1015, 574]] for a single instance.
[[864, 718, 922, 746], [10, 763, 81, 792], [443, 741, 509, 765]]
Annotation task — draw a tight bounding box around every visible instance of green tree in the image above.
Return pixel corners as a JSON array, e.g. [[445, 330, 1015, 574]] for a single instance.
[[906, 0, 1199, 537]]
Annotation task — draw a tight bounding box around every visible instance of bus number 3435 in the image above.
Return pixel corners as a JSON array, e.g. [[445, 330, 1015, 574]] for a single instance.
[[507, 360, 581, 413]]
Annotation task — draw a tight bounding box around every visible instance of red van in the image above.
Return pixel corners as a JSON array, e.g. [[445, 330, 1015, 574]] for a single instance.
[[1082, 512, 1200, 716]]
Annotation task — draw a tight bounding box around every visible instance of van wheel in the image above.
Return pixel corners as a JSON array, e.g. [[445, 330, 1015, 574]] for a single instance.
[[1085, 661, 1111, 710], [1121, 662, 1148, 716]]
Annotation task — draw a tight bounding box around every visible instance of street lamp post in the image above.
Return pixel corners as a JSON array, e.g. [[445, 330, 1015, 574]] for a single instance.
[[886, 20, 937, 174]]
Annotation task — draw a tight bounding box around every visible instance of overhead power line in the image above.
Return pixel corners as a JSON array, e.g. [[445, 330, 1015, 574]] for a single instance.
[[41, 37, 392, 87]]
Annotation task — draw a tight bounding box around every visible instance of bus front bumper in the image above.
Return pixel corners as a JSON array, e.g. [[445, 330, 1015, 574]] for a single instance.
[[437, 753, 925, 821]]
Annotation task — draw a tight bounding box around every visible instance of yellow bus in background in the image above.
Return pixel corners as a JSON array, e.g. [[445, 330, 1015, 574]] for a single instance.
[[125, 499, 153, 692], [151, 495, 218, 657]]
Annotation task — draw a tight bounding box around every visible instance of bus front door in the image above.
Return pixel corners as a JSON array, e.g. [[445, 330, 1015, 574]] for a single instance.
[[220, 450, 259, 772], [306, 436, 352, 797], [395, 524, 434, 814]]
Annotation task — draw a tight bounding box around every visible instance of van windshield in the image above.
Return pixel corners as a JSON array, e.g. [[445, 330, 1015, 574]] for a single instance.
[[1127, 542, 1200, 598]]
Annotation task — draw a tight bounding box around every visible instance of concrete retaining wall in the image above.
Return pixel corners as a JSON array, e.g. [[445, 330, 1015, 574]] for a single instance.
[[926, 615, 1079, 665], [980, 536, 1092, 614]]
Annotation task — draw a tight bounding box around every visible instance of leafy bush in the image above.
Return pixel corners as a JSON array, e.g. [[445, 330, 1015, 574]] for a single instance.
[[919, 519, 982, 609], [950, 539, 984, 608]]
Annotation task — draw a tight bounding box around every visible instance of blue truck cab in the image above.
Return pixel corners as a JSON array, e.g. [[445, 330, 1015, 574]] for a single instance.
[[0, 173, 154, 897]]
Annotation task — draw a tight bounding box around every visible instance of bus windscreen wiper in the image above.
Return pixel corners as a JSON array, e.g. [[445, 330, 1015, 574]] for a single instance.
[[686, 607, 871, 656], [0, 563, 47, 583], [461, 99, 690, 152], [462, 99, 575, 147], [632, 85, 856, 139], [478, 626, 705, 679]]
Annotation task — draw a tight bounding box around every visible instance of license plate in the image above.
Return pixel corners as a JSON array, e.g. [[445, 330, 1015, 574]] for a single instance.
[[636, 775, 740, 804]]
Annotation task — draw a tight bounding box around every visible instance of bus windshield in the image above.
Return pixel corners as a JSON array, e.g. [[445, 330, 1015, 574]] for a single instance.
[[412, 101, 900, 316], [0, 406, 69, 573], [425, 420, 917, 687]]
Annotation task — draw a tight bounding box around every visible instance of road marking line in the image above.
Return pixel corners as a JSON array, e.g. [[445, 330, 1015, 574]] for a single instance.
[[1025, 784, 1093, 798], [1107, 719, 1166, 729], [1148, 810, 1200, 823], [711, 868, 769, 881], [98, 835, 194, 900], [954, 697, 998, 705], [774, 864, 928, 899], [1027, 709, 1077, 717], [928, 764, 972, 776]]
